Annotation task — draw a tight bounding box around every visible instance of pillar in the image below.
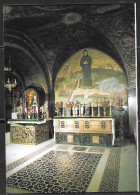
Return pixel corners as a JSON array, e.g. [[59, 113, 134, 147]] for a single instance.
[[127, 87, 137, 142], [47, 91, 55, 118]]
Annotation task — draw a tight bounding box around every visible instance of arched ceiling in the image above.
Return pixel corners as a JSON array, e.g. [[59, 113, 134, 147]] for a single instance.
[[4, 46, 48, 93], [4, 3, 135, 90]]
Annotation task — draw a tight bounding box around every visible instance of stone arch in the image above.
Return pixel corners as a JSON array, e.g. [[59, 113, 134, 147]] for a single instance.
[[4, 29, 52, 92], [52, 24, 130, 90]]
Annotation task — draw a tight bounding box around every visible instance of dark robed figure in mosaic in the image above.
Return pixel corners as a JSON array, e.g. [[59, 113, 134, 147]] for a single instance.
[[80, 50, 92, 87]]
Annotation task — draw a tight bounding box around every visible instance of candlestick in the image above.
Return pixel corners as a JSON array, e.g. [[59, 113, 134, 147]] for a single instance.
[[81, 105, 83, 116], [75, 106, 77, 117], [98, 101, 100, 117], [109, 102, 112, 116], [83, 103, 85, 116], [73, 105, 75, 117], [92, 106, 94, 117], [79, 104, 81, 117], [62, 106, 65, 117]]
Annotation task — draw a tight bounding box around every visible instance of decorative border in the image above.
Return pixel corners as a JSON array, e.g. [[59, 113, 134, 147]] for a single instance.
[[99, 148, 121, 192], [6, 143, 55, 172]]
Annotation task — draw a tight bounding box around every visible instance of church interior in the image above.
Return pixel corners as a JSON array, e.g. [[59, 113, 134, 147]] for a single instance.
[[3, 3, 139, 193]]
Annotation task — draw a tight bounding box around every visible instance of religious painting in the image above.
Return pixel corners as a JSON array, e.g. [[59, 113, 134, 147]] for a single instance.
[[24, 88, 38, 113], [55, 48, 128, 107]]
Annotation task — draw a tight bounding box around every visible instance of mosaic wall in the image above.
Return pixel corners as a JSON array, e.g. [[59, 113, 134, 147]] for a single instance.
[[55, 49, 128, 106]]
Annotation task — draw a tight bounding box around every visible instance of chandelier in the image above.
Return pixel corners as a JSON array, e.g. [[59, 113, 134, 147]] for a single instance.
[[5, 78, 17, 92], [4, 55, 17, 92]]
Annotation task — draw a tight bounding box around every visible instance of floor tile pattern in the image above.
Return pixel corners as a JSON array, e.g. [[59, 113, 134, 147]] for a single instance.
[[7, 150, 102, 193], [6, 143, 54, 172], [72, 146, 87, 151], [99, 148, 121, 192], [55, 145, 72, 150], [88, 147, 105, 153]]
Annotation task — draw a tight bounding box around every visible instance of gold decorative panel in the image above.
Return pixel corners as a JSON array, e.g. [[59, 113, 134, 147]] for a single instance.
[[92, 136, 100, 144], [91, 120, 112, 133], [10, 120, 52, 145], [67, 135, 73, 143]]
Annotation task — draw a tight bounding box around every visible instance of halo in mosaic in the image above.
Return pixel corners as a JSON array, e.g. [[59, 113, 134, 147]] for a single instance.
[[7, 150, 102, 193]]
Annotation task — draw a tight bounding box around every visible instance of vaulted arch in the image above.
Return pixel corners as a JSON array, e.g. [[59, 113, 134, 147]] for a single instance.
[[52, 24, 129, 90], [4, 29, 52, 93]]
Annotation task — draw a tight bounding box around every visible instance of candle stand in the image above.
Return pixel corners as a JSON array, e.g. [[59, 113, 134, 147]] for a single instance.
[[116, 102, 126, 145]]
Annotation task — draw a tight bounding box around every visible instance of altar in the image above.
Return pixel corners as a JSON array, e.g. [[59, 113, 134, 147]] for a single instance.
[[8, 119, 53, 145], [53, 117, 115, 146]]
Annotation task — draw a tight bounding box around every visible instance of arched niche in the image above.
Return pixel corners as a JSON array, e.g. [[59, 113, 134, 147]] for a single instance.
[[24, 88, 38, 113], [23, 86, 46, 114], [54, 48, 128, 107]]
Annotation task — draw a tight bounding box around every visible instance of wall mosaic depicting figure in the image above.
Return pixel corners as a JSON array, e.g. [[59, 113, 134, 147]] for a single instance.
[[55, 48, 128, 107]]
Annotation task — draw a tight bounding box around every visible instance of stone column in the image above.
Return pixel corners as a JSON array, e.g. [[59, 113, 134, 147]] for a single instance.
[[47, 91, 55, 118], [127, 87, 137, 141]]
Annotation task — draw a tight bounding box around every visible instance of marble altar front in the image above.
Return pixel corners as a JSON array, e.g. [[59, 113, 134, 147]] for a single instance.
[[53, 117, 115, 146]]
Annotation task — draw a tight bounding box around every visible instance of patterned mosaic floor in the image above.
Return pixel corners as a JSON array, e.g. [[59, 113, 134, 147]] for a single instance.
[[6, 143, 55, 172], [7, 150, 102, 193], [99, 148, 121, 192]]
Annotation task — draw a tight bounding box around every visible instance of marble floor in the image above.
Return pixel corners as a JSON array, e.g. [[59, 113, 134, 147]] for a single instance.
[[6, 139, 138, 193]]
